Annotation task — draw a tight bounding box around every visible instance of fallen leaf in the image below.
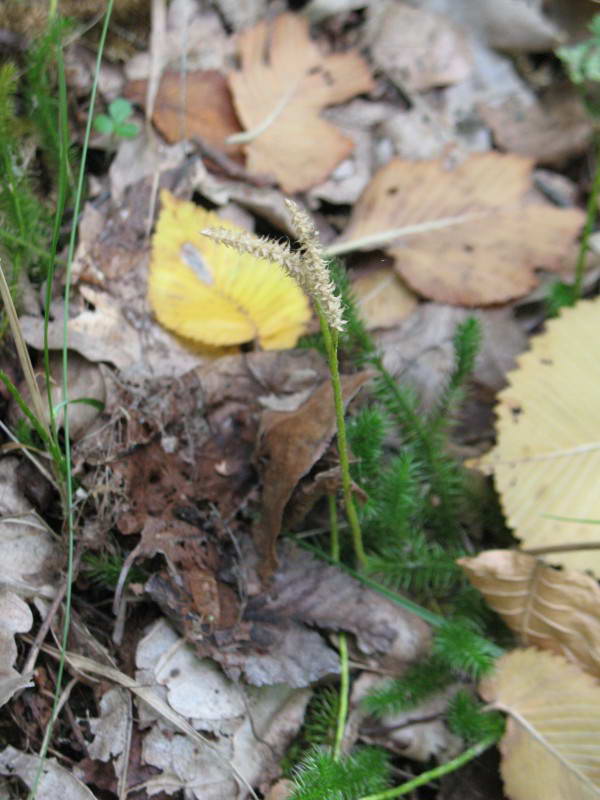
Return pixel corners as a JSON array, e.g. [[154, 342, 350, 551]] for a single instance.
[[365, 3, 472, 92], [479, 89, 592, 166], [339, 153, 584, 306], [227, 12, 374, 192], [20, 288, 142, 371], [255, 371, 372, 579], [135, 617, 310, 799], [351, 264, 418, 330], [145, 538, 430, 688], [479, 648, 600, 800], [414, 0, 562, 51], [149, 190, 310, 348], [197, 349, 328, 415], [459, 550, 600, 678], [87, 688, 130, 763], [473, 296, 600, 574], [0, 457, 58, 599], [0, 591, 33, 708], [127, 6, 233, 79], [0, 746, 99, 800], [11, 351, 106, 441], [245, 542, 431, 670], [124, 70, 244, 157], [356, 675, 463, 761]]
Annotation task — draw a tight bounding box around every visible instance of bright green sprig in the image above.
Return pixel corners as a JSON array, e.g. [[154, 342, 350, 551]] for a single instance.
[[446, 690, 505, 744], [363, 656, 454, 717], [290, 746, 390, 800]]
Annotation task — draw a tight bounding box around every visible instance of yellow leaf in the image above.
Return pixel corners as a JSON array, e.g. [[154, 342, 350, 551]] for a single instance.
[[148, 191, 310, 349], [480, 648, 600, 800], [459, 550, 600, 678], [472, 296, 600, 575]]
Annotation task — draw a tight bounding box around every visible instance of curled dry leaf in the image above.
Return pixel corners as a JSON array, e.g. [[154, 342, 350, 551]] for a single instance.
[[459, 550, 600, 678], [479, 648, 600, 800], [472, 296, 600, 575], [254, 371, 372, 579], [228, 12, 374, 192], [339, 152, 584, 306]]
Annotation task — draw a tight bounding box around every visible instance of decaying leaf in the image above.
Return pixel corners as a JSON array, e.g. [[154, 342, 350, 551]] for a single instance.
[[478, 89, 592, 166], [149, 190, 310, 348], [124, 70, 244, 157], [339, 153, 584, 306], [135, 617, 310, 800], [459, 550, 600, 678], [473, 296, 600, 575], [365, 3, 472, 92], [479, 648, 600, 800], [227, 12, 373, 192], [254, 371, 372, 579], [349, 673, 462, 763], [0, 747, 99, 800]]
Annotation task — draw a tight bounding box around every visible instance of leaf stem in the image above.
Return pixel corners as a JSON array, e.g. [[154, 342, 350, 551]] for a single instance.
[[358, 735, 498, 800]]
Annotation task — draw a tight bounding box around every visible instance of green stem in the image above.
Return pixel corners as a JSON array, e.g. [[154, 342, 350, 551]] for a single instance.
[[328, 492, 340, 563], [328, 494, 349, 761], [333, 631, 349, 761], [318, 306, 367, 568], [27, 4, 115, 798], [358, 736, 497, 800], [574, 134, 600, 300]]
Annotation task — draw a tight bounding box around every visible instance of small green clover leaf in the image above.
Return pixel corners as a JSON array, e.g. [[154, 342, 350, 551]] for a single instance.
[[93, 98, 139, 139]]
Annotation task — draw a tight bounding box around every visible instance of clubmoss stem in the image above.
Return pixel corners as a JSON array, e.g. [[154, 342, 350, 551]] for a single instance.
[[358, 735, 498, 800]]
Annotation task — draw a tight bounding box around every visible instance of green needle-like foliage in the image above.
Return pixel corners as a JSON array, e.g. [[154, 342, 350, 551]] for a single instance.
[[290, 746, 390, 800], [363, 655, 454, 717], [432, 618, 499, 679], [446, 690, 505, 744]]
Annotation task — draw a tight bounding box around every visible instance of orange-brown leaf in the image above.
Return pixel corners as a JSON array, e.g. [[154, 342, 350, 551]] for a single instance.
[[228, 13, 374, 193], [339, 153, 584, 306]]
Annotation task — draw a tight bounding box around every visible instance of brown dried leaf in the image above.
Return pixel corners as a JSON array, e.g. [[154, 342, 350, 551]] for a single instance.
[[459, 550, 600, 678], [124, 70, 243, 157], [351, 265, 418, 331], [340, 153, 585, 306], [246, 543, 431, 669], [228, 13, 374, 192], [255, 371, 372, 579], [479, 648, 600, 800], [479, 89, 592, 166]]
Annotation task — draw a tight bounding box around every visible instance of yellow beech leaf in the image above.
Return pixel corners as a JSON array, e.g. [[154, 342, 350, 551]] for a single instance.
[[472, 295, 600, 575], [459, 550, 600, 678], [148, 191, 310, 349], [480, 648, 600, 800]]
